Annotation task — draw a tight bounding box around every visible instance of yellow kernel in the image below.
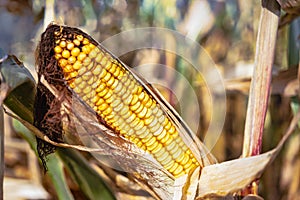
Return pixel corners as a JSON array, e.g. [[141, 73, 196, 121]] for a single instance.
[[135, 140, 143, 148], [98, 103, 109, 111], [60, 40, 67, 48], [54, 54, 62, 60], [149, 122, 160, 133], [83, 86, 92, 94], [83, 57, 91, 66], [152, 106, 159, 115], [82, 45, 91, 54], [87, 62, 95, 73], [148, 117, 158, 128], [77, 52, 87, 61], [119, 106, 129, 116], [169, 144, 179, 156], [173, 165, 184, 176], [184, 164, 196, 174], [172, 149, 183, 162], [161, 155, 173, 166], [73, 61, 81, 70], [156, 151, 169, 163], [131, 101, 141, 111], [63, 64, 73, 73], [91, 95, 100, 103], [183, 159, 193, 169], [73, 86, 81, 93], [98, 88, 108, 97], [87, 76, 95, 85], [54, 46, 62, 54], [68, 56, 76, 64], [164, 160, 175, 171], [153, 126, 163, 137], [111, 80, 119, 91], [92, 65, 102, 75], [78, 82, 86, 89], [67, 42, 74, 50], [71, 47, 80, 57], [169, 126, 176, 134], [130, 118, 140, 127], [180, 154, 189, 165], [168, 162, 179, 174], [109, 64, 117, 75], [135, 126, 147, 136], [151, 143, 162, 154], [138, 92, 145, 100], [141, 134, 152, 143], [157, 129, 167, 141], [74, 77, 83, 84], [122, 78, 130, 88], [73, 39, 80, 46], [110, 98, 121, 108], [103, 72, 111, 82], [83, 38, 89, 45], [96, 82, 106, 93], [69, 71, 78, 78], [58, 59, 68, 67], [144, 115, 154, 125], [103, 106, 112, 116], [99, 68, 107, 79], [161, 133, 172, 145], [95, 53, 103, 63], [81, 71, 91, 80], [91, 80, 100, 89], [100, 57, 108, 66], [126, 113, 136, 123], [113, 67, 120, 77], [89, 49, 97, 58], [122, 91, 131, 102], [62, 50, 70, 58], [142, 93, 149, 103], [89, 43, 96, 49], [165, 120, 172, 130], [103, 90, 112, 100], [76, 35, 84, 41], [175, 153, 185, 163], [134, 120, 144, 130], [144, 98, 153, 108], [96, 98, 104, 106], [158, 115, 165, 124], [144, 109, 152, 118], [113, 102, 123, 112], [107, 76, 115, 87], [78, 66, 87, 76], [145, 137, 156, 147], [134, 103, 144, 114], [147, 141, 159, 152], [130, 95, 139, 106]]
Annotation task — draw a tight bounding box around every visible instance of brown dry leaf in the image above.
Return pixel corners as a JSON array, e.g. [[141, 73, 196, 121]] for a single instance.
[[197, 150, 275, 198], [192, 108, 300, 199]]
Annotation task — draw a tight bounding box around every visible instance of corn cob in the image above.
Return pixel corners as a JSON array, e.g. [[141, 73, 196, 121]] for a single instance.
[[50, 25, 199, 178]]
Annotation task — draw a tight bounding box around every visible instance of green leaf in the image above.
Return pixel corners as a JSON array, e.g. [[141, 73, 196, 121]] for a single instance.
[[58, 148, 115, 200]]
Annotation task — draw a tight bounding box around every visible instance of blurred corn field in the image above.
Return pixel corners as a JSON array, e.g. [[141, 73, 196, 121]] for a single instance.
[[0, 0, 299, 199]]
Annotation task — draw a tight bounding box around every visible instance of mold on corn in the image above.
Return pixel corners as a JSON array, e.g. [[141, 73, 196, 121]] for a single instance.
[[52, 27, 199, 178]]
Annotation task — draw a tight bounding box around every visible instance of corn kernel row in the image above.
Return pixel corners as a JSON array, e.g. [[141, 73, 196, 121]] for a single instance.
[[53, 29, 199, 177]]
